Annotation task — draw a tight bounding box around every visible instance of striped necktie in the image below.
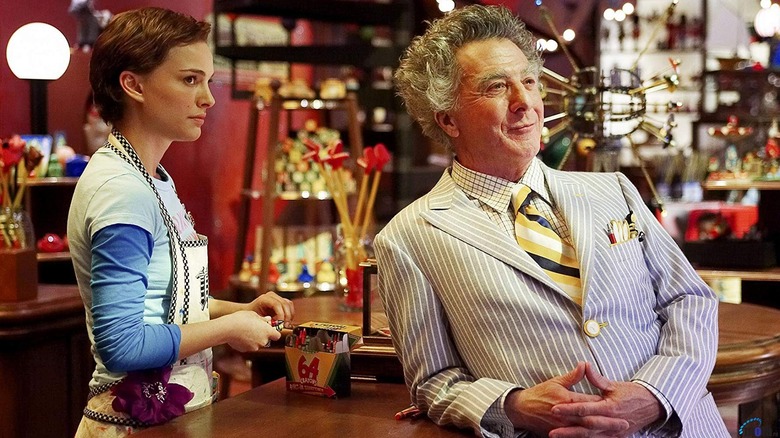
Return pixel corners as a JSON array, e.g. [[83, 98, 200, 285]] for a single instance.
[[512, 184, 582, 304]]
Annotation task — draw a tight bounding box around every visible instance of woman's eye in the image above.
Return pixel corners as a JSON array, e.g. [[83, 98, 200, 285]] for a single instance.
[[185, 76, 198, 85]]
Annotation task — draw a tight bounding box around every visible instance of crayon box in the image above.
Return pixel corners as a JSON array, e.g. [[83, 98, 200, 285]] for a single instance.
[[284, 321, 362, 398]]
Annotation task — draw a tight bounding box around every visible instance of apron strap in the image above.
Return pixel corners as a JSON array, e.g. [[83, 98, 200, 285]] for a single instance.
[[103, 132, 191, 325]]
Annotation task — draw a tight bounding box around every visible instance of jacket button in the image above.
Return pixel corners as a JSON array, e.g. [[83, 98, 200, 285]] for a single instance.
[[584, 319, 607, 337]]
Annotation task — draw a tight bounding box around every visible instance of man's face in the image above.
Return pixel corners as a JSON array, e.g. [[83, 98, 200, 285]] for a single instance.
[[437, 38, 543, 181]]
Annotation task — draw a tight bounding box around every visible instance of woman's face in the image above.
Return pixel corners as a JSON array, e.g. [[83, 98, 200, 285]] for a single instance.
[[133, 41, 215, 143]]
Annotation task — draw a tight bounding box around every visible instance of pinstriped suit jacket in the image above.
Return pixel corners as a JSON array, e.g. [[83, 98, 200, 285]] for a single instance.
[[374, 162, 729, 438]]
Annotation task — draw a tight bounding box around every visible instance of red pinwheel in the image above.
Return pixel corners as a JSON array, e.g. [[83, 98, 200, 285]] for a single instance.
[[356, 146, 375, 174], [1, 135, 26, 172], [301, 137, 323, 163], [372, 143, 391, 171], [323, 140, 350, 170]]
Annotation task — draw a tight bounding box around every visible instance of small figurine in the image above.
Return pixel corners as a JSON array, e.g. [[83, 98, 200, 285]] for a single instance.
[[267, 261, 280, 285], [742, 151, 762, 176], [316, 258, 337, 286], [238, 256, 253, 283], [724, 145, 740, 173], [319, 78, 347, 100], [68, 0, 112, 51], [696, 212, 731, 240], [297, 263, 315, 285], [249, 258, 262, 286]]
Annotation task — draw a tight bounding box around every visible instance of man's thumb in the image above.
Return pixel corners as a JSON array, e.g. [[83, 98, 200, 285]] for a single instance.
[[584, 362, 616, 392], [555, 362, 586, 389]]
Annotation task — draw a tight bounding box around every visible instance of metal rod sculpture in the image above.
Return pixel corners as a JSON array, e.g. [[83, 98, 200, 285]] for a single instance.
[[538, 0, 682, 212]]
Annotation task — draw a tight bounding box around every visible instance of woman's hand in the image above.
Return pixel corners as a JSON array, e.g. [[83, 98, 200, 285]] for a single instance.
[[246, 292, 295, 322], [223, 312, 282, 352]]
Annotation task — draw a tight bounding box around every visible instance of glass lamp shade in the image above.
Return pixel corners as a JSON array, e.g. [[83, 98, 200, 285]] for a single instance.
[[6, 22, 70, 80], [755, 5, 780, 39]]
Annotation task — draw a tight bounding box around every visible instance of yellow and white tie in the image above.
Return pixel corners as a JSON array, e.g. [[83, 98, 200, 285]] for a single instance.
[[512, 184, 582, 304]]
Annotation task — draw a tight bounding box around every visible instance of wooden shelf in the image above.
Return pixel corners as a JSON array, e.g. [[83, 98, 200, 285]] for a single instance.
[[241, 189, 334, 201], [214, 0, 409, 25], [36, 251, 71, 262], [697, 267, 780, 282], [702, 180, 780, 191], [216, 45, 402, 68], [228, 274, 337, 300], [26, 177, 78, 187]]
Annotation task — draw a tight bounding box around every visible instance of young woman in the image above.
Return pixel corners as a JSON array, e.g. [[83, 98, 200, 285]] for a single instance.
[[68, 7, 294, 436]]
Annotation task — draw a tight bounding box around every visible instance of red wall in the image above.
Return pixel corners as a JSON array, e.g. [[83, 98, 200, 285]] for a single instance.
[[1, 1, 255, 291]]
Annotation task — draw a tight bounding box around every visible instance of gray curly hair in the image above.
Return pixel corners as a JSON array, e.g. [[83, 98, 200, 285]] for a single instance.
[[394, 5, 542, 152]]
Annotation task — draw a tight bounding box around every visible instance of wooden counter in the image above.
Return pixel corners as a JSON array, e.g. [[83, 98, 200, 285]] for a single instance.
[[709, 302, 780, 405], [0, 284, 92, 438], [133, 378, 470, 438], [138, 300, 780, 437], [248, 298, 780, 400], [247, 297, 780, 431]]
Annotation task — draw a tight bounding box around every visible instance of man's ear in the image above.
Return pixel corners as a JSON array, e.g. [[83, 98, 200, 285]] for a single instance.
[[119, 71, 144, 103], [434, 111, 459, 138]]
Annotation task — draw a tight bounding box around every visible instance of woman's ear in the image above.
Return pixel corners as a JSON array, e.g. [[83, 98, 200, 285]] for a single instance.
[[435, 111, 459, 138], [119, 71, 144, 103]]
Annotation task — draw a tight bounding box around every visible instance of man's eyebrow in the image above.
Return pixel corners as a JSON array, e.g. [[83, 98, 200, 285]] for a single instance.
[[474, 67, 537, 85], [475, 70, 509, 84]]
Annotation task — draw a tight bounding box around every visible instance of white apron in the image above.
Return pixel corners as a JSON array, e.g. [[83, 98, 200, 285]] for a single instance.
[[77, 132, 214, 435]]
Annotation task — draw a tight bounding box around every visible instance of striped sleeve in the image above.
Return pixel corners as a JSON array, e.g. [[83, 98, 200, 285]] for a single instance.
[[375, 230, 520, 437]]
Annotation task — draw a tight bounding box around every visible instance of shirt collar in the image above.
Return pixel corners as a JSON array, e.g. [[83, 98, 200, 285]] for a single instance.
[[451, 157, 551, 213], [518, 158, 552, 206]]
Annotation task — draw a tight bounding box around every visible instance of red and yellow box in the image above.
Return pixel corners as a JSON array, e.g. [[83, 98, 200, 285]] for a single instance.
[[284, 321, 362, 398]]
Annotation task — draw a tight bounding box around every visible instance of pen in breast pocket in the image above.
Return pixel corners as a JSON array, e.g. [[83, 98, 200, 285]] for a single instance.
[[605, 228, 617, 244]]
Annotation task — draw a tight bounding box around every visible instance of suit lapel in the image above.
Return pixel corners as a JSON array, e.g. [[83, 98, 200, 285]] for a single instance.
[[420, 171, 565, 293], [542, 165, 595, 304]]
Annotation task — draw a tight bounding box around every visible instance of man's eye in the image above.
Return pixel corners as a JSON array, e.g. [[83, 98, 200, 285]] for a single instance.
[[487, 82, 507, 91]]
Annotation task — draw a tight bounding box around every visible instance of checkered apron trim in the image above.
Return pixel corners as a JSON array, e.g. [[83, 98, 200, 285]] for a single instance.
[[81, 131, 213, 428]]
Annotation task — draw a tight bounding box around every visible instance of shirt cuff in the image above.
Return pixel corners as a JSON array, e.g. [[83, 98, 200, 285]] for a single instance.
[[481, 387, 526, 438], [632, 379, 672, 429]]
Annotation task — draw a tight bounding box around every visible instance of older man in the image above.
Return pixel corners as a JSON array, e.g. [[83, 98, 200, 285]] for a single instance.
[[375, 5, 728, 438]]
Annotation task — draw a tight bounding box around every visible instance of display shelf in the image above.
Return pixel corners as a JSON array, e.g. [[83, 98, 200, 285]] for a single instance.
[[24, 177, 78, 284], [698, 69, 780, 125], [697, 177, 780, 297], [234, 91, 363, 296], [218, 0, 415, 298], [697, 267, 780, 282]]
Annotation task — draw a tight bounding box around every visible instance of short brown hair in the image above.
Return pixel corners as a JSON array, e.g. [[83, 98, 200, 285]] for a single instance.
[[89, 7, 211, 124]]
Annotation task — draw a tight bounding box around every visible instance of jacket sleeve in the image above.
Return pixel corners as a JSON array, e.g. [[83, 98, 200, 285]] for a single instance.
[[375, 231, 522, 438], [615, 172, 719, 433]]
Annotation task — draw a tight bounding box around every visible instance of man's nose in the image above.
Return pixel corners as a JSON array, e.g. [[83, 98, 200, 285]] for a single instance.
[[508, 86, 531, 113]]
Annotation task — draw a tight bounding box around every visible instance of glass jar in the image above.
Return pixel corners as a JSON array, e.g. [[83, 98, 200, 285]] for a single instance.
[[0, 207, 35, 250], [332, 225, 373, 311]]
